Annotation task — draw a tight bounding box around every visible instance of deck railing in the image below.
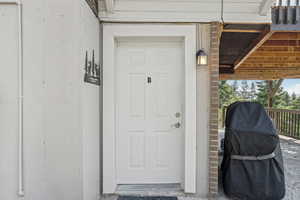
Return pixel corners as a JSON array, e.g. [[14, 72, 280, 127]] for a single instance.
[[266, 108, 300, 139]]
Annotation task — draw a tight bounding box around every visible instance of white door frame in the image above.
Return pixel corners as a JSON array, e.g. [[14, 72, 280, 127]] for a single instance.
[[103, 24, 197, 194]]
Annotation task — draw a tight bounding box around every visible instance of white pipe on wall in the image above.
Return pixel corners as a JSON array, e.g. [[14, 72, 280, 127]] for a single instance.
[[0, 0, 24, 197], [17, 0, 24, 197]]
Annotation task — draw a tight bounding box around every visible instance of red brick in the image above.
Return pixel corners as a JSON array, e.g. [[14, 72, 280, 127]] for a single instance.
[[207, 22, 221, 197]]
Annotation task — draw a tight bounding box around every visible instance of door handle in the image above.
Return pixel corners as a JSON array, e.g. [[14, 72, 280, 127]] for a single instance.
[[173, 122, 181, 128]]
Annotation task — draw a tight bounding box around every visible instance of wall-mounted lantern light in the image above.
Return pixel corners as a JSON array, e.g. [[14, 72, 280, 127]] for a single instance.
[[196, 49, 208, 66]]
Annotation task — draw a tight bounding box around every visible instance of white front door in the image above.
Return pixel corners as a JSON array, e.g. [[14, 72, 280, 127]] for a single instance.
[[116, 37, 184, 184]]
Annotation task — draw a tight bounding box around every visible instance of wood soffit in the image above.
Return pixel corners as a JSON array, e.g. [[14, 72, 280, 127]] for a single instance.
[[220, 23, 300, 80]]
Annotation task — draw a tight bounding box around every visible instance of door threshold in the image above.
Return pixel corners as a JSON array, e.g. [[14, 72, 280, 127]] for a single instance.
[[116, 184, 184, 196]]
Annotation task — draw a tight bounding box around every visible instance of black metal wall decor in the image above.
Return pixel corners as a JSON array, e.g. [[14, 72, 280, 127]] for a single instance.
[[84, 50, 100, 86], [85, 0, 98, 17]]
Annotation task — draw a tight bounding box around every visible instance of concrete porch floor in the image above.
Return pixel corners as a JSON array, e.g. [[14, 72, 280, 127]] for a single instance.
[[218, 136, 300, 200], [102, 135, 300, 200]]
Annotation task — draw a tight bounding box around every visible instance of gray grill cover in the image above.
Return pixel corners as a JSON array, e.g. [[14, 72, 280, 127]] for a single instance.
[[221, 102, 285, 200]]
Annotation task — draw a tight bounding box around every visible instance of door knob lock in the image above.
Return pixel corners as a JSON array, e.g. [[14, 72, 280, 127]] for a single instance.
[[174, 122, 181, 128]]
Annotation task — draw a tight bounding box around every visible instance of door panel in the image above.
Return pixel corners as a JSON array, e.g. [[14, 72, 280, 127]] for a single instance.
[[116, 38, 184, 184], [129, 132, 145, 169], [129, 73, 146, 118]]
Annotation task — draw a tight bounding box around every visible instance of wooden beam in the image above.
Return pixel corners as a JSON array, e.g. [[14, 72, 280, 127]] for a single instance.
[[239, 63, 300, 68], [222, 29, 262, 33], [241, 67, 300, 71], [263, 40, 300, 46], [270, 32, 300, 40], [259, 0, 275, 16], [104, 0, 114, 13], [243, 55, 300, 60], [220, 70, 300, 80], [242, 62, 300, 66], [220, 64, 233, 68], [243, 54, 300, 59], [220, 67, 234, 74], [251, 52, 300, 56], [241, 63, 300, 67], [242, 54, 300, 60], [234, 28, 274, 70]]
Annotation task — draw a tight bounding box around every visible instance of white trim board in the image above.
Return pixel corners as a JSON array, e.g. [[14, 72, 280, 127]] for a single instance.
[[103, 24, 197, 194], [99, 0, 272, 23]]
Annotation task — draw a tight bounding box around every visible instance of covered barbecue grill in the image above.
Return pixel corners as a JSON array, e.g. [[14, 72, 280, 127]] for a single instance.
[[221, 102, 285, 200]]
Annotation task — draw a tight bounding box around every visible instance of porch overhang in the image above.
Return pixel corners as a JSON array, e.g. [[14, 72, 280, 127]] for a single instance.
[[220, 6, 300, 80]]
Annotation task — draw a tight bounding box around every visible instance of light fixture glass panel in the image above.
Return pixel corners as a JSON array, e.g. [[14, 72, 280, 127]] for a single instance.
[[196, 49, 208, 66]]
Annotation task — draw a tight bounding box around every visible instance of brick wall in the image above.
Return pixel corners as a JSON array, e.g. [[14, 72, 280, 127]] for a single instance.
[[208, 22, 221, 197]]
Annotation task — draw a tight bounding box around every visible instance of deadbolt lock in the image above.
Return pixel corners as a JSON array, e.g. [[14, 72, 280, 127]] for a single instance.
[[175, 112, 181, 118]]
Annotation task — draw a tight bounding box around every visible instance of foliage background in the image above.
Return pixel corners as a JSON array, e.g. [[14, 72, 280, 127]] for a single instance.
[[219, 80, 300, 109], [219, 80, 300, 127]]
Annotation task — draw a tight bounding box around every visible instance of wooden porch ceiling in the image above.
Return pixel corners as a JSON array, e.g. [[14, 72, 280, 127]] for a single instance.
[[220, 25, 300, 80]]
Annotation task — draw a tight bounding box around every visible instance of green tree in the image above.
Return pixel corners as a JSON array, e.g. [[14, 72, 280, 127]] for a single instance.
[[272, 87, 285, 108], [291, 94, 300, 109], [256, 81, 268, 106], [282, 91, 291, 108], [232, 80, 239, 93], [219, 81, 235, 108], [255, 80, 284, 108], [292, 92, 297, 101], [240, 80, 250, 100], [249, 82, 256, 101]]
